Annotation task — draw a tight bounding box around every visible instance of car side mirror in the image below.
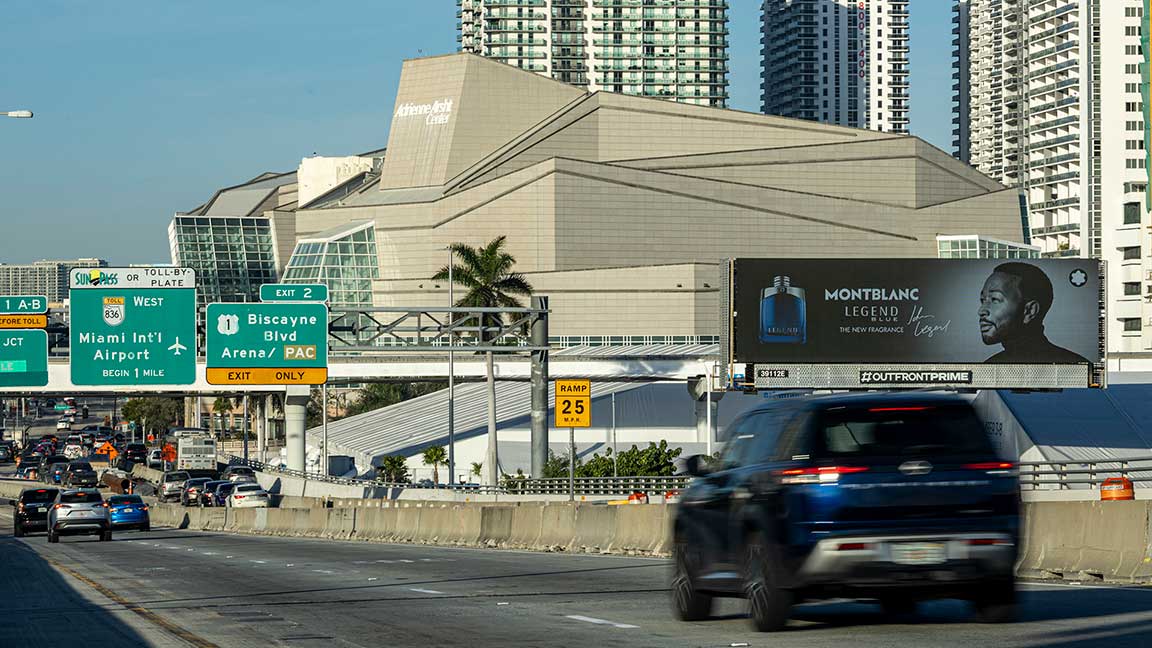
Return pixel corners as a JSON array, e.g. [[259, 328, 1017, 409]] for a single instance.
[[683, 454, 714, 478]]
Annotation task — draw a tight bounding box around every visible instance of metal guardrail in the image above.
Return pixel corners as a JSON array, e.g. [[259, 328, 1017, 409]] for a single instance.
[[221, 454, 688, 496], [229, 453, 1152, 495], [1019, 455, 1152, 490]]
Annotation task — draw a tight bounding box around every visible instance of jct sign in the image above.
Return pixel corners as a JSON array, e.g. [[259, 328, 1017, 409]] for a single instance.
[[205, 302, 328, 385]]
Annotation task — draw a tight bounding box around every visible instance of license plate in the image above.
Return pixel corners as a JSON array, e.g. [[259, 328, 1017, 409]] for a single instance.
[[37, 506, 46, 512], [122, 508, 134, 513], [891, 542, 946, 565]]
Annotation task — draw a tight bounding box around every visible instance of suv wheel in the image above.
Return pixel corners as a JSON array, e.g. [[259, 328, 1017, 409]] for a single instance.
[[973, 578, 1017, 623], [100, 530, 112, 542], [13, 524, 24, 538], [671, 536, 713, 621], [47, 530, 59, 543], [744, 531, 793, 632]]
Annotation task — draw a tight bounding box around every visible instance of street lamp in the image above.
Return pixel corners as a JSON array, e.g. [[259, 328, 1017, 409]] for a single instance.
[[2, 110, 33, 118]]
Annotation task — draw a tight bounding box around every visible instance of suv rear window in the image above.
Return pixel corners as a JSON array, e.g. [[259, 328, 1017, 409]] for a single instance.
[[60, 492, 102, 504], [164, 472, 190, 482], [108, 495, 143, 505], [69, 463, 93, 471], [814, 404, 994, 461], [236, 484, 263, 492], [21, 489, 58, 503]]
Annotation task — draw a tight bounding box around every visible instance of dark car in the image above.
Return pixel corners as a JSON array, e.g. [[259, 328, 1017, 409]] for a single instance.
[[211, 481, 237, 507], [0, 445, 13, 463], [199, 480, 231, 506], [120, 443, 148, 466], [671, 393, 1020, 632], [37, 454, 69, 475], [220, 466, 257, 483], [63, 462, 99, 488], [180, 478, 213, 506], [12, 487, 59, 536]]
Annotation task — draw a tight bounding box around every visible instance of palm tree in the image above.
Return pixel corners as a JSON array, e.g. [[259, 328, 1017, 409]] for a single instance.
[[433, 236, 533, 486], [471, 462, 483, 482], [378, 455, 410, 484], [422, 445, 448, 485]]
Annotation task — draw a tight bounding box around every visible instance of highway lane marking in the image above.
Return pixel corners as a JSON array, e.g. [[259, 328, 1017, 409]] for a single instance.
[[250, 560, 267, 564], [564, 614, 638, 629], [409, 588, 444, 595], [44, 558, 222, 648], [312, 570, 336, 575]]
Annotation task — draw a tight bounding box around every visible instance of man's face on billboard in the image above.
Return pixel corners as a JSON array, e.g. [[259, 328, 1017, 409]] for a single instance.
[[979, 271, 1030, 344]]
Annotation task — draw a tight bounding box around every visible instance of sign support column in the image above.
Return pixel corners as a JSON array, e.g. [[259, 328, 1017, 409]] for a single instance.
[[284, 385, 309, 472]]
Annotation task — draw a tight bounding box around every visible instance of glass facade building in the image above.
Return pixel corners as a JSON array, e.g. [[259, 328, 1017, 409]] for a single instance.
[[282, 221, 378, 309], [169, 216, 279, 306], [458, 0, 730, 107], [936, 235, 1041, 259]]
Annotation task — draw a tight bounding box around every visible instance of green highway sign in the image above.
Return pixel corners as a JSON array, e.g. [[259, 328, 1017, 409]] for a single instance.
[[206, 302, 328, 385], [54, 404, 69, 411], [260, 283, 328, 303], [69, 267, 197, 385], [0, 330, 48, 387], [0, 295, 47, 314]]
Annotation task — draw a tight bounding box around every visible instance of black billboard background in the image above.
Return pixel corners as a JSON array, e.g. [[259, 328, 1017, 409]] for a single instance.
[[732, 258, 1101, 365]]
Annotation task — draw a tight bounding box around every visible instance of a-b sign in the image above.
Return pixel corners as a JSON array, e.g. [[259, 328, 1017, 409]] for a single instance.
[[555, 379, 591, 428]]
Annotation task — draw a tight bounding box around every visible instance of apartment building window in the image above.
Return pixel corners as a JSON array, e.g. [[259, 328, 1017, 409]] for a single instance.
[[1125, 202, 1143, 225], [1126, 102, 1144, 112], [1127, 121, 1145, 130], [1124, 282, 1142, 296], [1127, 83, 1142, 93], [1126, 45, 1143, 55], [1126, 7, 1144, 17], [1126, 140, 1146, 150], [1126, 26, 1141, 37], [1123, 318, 1143, 332], [1126, 64, 1141, 74], [1123, 246, 1142, 260], [1127, 159, 1148, 169], [1125, 182, 1148, 193]]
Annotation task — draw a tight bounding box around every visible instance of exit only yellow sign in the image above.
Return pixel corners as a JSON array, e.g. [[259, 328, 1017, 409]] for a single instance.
[[555, 379, 591, 428]]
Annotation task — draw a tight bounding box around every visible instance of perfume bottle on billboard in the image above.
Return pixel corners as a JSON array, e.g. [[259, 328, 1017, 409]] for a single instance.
[[759, 275, 806, 344]]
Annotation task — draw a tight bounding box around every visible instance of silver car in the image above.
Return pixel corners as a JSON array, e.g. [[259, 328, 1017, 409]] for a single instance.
[[227, 483, 271, 508], [47, 489, 111, 543]]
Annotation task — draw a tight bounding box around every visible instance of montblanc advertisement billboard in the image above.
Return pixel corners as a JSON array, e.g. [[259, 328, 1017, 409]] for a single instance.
[[728, 258, 1104, 389]]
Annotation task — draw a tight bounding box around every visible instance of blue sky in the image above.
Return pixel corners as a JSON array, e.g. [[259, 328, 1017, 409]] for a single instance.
[[0, 1, 955, 265]]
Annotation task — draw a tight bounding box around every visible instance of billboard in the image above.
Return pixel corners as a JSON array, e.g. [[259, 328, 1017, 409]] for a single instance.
[[725, 258, 1104, 389]]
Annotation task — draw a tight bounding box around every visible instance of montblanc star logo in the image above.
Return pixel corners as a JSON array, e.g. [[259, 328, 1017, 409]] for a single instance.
[[1069, 269, 1088, 288]]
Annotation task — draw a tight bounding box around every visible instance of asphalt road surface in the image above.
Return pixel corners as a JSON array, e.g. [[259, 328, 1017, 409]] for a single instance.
[[2, 503, 1151, 648]]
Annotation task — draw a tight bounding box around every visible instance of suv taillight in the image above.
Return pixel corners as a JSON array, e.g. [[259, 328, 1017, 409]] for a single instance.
[[964, 462, 1016, 473], [776, 466, 869, 484]]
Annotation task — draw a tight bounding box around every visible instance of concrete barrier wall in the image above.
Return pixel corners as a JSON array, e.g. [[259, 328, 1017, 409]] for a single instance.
[[102, 498, 1152, 584]]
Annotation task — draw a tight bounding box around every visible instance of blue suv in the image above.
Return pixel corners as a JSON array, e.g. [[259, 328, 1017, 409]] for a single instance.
[[672, 393, 1019, 631]]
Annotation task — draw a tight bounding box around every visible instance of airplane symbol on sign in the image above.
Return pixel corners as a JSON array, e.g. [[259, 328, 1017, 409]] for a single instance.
[[168, 337, 187, 356]]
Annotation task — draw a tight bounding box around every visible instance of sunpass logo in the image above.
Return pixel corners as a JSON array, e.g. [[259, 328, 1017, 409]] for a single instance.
[[74, 269, 119, 286]]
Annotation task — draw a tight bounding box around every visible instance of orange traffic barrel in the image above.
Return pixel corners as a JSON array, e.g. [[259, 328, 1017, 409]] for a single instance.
[[1101, 476, 1135, 501], [627, 491, 649, 504]]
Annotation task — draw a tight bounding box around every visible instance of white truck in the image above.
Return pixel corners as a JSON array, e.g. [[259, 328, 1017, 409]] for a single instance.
[[176, 435, 217, 472]]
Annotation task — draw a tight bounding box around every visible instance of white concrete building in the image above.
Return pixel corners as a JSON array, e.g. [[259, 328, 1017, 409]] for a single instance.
[[760, 0, 910, 133], [457, 0, 729, 107], [953, 0, 1152, 356]]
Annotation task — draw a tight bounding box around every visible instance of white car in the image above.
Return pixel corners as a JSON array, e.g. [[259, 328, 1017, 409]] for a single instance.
[[147, 449, 163, 469], [55, 419, 71, 432], [227, 483, 270, 508], [62, 443, 85, 460]]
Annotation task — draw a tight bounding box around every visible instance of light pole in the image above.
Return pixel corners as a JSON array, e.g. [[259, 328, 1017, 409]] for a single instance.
[[1, 110, 33, 118], [447, 246, 456, 486]]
